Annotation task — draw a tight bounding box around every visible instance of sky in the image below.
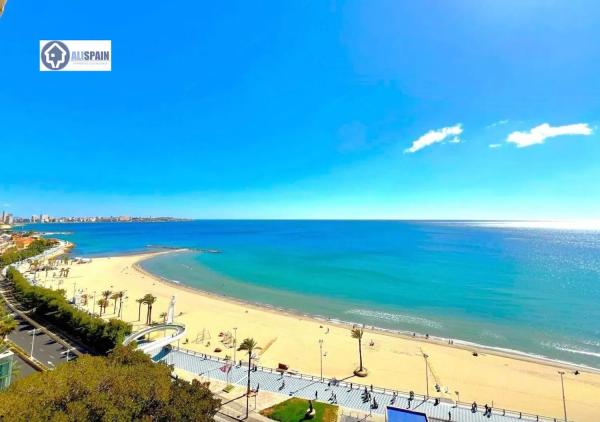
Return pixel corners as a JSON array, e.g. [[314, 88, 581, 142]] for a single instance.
[[1, 0, 599, 219]]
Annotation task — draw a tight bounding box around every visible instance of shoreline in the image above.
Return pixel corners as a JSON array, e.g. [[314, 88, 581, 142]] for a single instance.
[[41, 248, 600, 420], [132, 250, 600, 374], [33, 237, 600, 373]]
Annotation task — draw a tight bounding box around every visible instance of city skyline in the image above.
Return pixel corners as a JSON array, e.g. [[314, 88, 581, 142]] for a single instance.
[[1, 1, 600, 219]]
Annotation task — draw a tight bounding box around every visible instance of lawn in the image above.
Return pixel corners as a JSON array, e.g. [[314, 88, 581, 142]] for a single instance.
[[260, 398, 338, 422]]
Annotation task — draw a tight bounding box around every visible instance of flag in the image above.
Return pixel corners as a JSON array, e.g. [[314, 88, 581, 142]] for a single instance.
[[219, 362, 232, 373]]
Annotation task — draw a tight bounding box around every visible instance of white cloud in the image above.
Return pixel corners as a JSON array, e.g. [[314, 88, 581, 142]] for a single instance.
[[404, 124, 463, 153], [489, 143, 502, 148], [487, 119, 509, 128], [507, 123, 592, 148]]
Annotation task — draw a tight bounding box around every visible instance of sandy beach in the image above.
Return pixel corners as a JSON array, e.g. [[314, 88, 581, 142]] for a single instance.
[[48, 251, 600, 421]]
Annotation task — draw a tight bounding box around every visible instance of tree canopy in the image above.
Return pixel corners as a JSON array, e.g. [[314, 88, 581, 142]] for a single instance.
[[0, 304, 17, 340], [5, 267, 131, 353], [0, 238, 56, 267], [0, 345, 221, 421]]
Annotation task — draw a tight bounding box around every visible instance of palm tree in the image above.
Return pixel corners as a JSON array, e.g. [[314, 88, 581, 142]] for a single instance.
[[116, 291, 125, 318], [102, 290, 112, 300], [143, 294, 156, 325], [238, 338, 261, 419], [81, 293, 89, 306], [136, 297, 144, 321], [351, 325, 368, 376], [0, 313, 17, 341], [97, 298, 109, 316], [110, 292, 121, 314], [159, 312, 167, 323]]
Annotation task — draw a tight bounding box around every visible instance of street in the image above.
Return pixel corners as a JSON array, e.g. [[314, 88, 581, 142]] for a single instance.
[[3, 303, 76, 369]]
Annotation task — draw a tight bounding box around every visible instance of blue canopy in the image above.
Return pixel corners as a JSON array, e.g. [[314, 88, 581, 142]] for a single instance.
[[386, 406, 428, 422]]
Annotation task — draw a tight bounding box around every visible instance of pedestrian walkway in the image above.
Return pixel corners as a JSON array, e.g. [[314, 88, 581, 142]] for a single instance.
[[158, 347, 559, 422]]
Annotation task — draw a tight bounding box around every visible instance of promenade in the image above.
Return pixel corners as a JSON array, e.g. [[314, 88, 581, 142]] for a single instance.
[[158, 347, 561, 422]]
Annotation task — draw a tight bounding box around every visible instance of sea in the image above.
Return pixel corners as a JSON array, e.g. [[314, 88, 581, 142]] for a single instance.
[[21, 220, 600, 368]]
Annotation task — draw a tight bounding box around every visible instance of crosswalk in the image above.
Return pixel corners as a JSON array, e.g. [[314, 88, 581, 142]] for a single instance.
[[157, 347, 557, 422]]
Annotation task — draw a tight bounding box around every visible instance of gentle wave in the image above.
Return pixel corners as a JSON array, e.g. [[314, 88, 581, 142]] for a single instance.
[[480, 330, 506, 341], [345, 309, 443, 330], [542, 342, 600, 358]]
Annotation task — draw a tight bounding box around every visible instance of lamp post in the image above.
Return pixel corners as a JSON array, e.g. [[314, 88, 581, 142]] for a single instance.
[[423, 353, 429, 398], [30, 328, 37, 358], [319, 339, 324, 381], [63, 347, 75, 362], [92, 291, 96, 315], [558, 371, 567, 422], [233, 327, 238, 364]]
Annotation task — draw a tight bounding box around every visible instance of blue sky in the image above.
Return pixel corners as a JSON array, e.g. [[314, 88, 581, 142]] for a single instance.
[[1, 0, 599, 219]]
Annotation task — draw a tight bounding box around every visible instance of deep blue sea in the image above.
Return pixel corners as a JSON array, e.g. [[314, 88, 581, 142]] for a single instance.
[[22, 220, 600, 368]]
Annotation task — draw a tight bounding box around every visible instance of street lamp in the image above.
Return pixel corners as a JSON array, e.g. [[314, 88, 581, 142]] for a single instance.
[[30, 328, 37, 358], [558, 371, 568, 422], [423, 353, 429, 398], [233, 327, 238, 364], [319, 339, 324, 381], [64, 347, 75, 362]]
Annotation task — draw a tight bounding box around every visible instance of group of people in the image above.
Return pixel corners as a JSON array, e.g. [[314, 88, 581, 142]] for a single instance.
[[361, 386, 372, 404], [328, 391, 338, 404], [471, 402, 493, 417], [357, 387, 378, 409]]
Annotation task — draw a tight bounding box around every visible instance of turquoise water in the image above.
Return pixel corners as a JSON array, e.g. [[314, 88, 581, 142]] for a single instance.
[[23, 220, 600, 368]]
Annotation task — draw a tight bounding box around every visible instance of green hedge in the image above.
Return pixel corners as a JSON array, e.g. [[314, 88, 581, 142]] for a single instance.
[[0, 238, 57, 267], [5, 267, 131, 354]]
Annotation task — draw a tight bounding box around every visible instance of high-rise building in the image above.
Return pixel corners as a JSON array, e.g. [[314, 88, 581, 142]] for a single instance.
[[1, 211, 5, 223], [31, 215, 38, 223], [6, 214, 13, 225], [40, 214, 49, 223]]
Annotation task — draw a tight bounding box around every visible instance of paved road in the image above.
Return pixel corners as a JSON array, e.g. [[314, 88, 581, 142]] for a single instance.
[[10, 353, 37, 380], [3, 303, 76, 368]]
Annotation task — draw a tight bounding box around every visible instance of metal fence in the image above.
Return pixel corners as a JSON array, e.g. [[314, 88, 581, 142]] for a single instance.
[[169, 345, 565, 422]]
